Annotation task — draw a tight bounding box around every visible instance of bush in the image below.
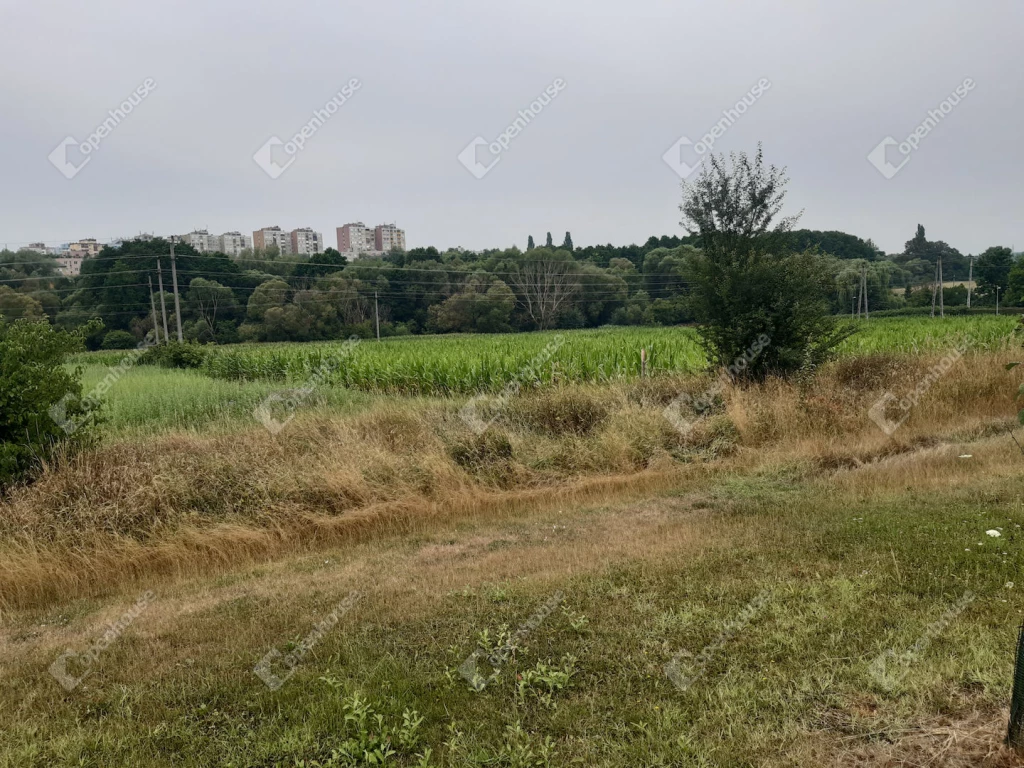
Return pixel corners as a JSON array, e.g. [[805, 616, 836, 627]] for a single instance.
[[0, 319, 95, 488], [138, 341, 209, 369], [101, 330, 138, 350], [681, 147, 852, 379]]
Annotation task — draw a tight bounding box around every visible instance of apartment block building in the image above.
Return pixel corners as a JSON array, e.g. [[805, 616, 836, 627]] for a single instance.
[[337, 222, 405, 254], [68, 238, 102, 258], [182, 229, 218, 253], [290, 227, 324, 256], [253, 226, 292, 255], [336, 222, 376, 254], [375, 223, 406, 252], [217, 231, 252, 257]]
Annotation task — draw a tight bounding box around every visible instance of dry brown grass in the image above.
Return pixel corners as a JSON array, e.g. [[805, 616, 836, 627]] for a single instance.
[[821, 709, 1024, 767], [1, 349, 1019, 612]]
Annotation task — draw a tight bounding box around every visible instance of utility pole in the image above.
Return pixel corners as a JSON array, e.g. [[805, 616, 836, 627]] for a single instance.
[[374, 290, 381, 341], [931, 261, 938, 318], [863, 265, 869, 320], [856, 270, 863, 319], [170, 241, 183, 342], [148, 276, 161, 345], [997, 287, 1000, 315], [156, 260, 170, 342], [967, 256, 973, 309]]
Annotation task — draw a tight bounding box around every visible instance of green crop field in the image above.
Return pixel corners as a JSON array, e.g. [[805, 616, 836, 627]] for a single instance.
[[73, 316, 1020, 391], [66, 317, 1020, 437]]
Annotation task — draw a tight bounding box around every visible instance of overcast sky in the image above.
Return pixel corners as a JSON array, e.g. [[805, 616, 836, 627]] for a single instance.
[[1, 0, 1021, 256]]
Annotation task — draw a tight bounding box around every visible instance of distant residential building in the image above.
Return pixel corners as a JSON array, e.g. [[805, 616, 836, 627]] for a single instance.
[[253, 225, 292, 255], [374, 223, 406, 253], [291, 227, 324, 256], [68, 238, 102, 258], [26, 241, 50, 253], [216, 231, 252, 257], [337, 222, 376, 254], [56, 254, 85, 276], [182, 229, 218, 253]]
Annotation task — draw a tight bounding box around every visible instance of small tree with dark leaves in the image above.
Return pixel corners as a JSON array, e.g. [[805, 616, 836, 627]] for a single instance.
[[680, 145, 852, 379]]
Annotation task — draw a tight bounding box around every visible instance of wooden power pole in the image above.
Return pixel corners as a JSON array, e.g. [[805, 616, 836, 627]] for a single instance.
[[170, 242, 183, 342], [148, 276, 161, 344], [157, 260, 170, 342]]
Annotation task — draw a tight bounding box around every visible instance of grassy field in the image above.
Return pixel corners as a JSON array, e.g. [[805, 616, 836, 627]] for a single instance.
[[4, 316, 1024, 765], [67, 317, 1022, 438], [2, 402, 1023, 766]]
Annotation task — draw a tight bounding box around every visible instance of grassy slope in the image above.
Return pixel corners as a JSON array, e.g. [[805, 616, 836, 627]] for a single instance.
[[2, 434, 1023, 766]]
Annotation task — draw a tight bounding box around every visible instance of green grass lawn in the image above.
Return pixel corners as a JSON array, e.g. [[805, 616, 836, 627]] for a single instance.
[[3, 445, 1022, 766], [76, 364, 379, 439]]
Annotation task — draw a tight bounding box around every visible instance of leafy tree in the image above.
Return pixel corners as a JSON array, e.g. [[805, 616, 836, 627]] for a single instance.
[[0, 319, 96, 488], [427, 278, 516, 333], [527, 235, 535, 251], [508, 249, 579, 330], [293, 248, 348, 284], [246, 279, 291, 321], [186, 278, 237, 333], [545, 232, 553, 248], [101, 330, 137, 349], [562, 232, 574, 252], [974, 246, 1014, 303], [0, 286, 45, 321], [679, 146, 850, 378], [1008, 258, 1024, 306], [788, 230, 881, 261]]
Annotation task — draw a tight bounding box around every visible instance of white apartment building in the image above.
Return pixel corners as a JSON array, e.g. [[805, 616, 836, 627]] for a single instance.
[[216, 231, 252, 257], [182, 230, 218, 253], [253, 226, 292, 255], [290, 227, 324, 256]]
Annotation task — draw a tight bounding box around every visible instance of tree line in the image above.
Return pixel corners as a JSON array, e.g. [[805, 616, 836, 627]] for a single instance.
[[0, 220, 1020, 349]]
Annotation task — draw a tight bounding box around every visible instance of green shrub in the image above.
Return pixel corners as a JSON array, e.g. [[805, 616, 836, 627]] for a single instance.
[[0, 319, 95, 488], [138, 341, 209, 369], [101, 330, 138, 350]]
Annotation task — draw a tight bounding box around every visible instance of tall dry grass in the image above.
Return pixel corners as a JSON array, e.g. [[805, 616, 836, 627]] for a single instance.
[[0, 349, 1019, 610]]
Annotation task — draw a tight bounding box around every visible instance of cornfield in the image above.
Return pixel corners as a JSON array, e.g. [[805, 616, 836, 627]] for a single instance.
[[70, 317, 1021, 397], [202, 328, 708, 395]]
